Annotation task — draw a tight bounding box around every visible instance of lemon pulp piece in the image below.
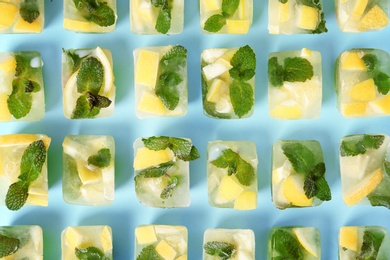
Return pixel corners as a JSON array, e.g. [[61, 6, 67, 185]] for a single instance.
[[0, 93, 11, 121], [282, 174, 313, 206], [135, 225, 158, 244], [137, 92, 167, 115], [339, 226, 358, 251], [63, 72, 79, 118], [359, 5, 389, 30], [156, 239, 177, 260], [134, 147, 174, 170], [136, 1, 157, 23], [216, 175, 244, 203], [135, 49, 160, 89], [341, 52, 366, 70], [297, 5, 319, 30], [27, 187, 48, 206], [0, 56, 16, 74], [238, 0, 246, 19], [279, 2, 290, 23], [100, 226, 112, 252], [64, 18, 93, 31], [293, 227, 318, 257], [65, 227, 83, 248], [284, 77, 322, 110], [270, 103, 303, 119], [353, 0, 368, 16], [0, 3, 18, 27], [350, 78, 377, 101], [93, 47, 114, 96], [301, 48, 312, 58], [176, 255, 187, 260], [226, 19, 250, 34], [77, 163, 101, 184], [207, 78, 227, 103], [14, 18, 42, 33], [370, 94, 390, 113], [202, 58, 233, 81], [341, 102, 367, 117], [0, 134, 50, 148], [204, 0, 221, 11], [344, 168, 383, 206], [233, 191, 257, 210]]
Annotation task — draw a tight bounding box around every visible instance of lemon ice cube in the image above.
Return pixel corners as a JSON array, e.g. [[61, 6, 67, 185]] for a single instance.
[[339, 226, 358, 251], [135, 225, 158, 244], [297, 5, 319, 30], [135, 50, 160, 89], [233, 191, 257, 210]]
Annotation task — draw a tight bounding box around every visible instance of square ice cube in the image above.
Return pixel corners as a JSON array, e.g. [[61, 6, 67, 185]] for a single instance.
[[0, 225, 43, 259], [133, 136, 199, 208], [0, 51, 45, 121], [336, 0, 389, 32], [339, 134, 390, 208], [339, 226, 390, 259], [203, 228, 255, 259], [268, 48, 322, 119], [201, 46, 256, 119], [0, 0, 44, 33], [271, 140, 331, 209], [62, 47, 116, 119], [0, 134, 50, 210], [207, 140, 258, 210], [268, 0, 327, 34], [61, 226, 113, 260], [133, 45, 188, 119], [200, 0, 253, 34], [335, 49, 390, 117], [130, 0, 184, 34], [63, 0, 117, 33], [62, 135, 115, 206], [268, 227, 321, 259]]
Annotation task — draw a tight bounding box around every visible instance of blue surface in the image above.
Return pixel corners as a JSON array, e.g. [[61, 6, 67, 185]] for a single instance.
[[1, 1, 390, 259]]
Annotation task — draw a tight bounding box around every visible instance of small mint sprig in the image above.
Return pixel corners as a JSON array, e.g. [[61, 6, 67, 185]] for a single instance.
[[0, 234, 20, 258], [73, 0, 116, 27], [88, 148, 111, 168], [75, 246, 108, 260], [362, 54, 390, 95], [136, 245, 159, 260], [340, 134, 385, 157], [357, 230, 385, 259], [204, 0, 240, 32], [151, 0, 171, 34], [271, 229, 304, 259], [204, 241, 236, 260], [19, 0, 40, 23]]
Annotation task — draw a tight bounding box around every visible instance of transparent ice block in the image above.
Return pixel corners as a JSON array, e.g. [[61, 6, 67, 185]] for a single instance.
[[130, 0, 184, 34], [207, 140, 258, 210], [203, 228, 255, 260], [0, 134, 50, 210], [268, 227, 321, 260], [135, 225, 188, 260], [339, 226, 390, 260], [0, 51, 45, 121], [336, 0, 389, 32], [339, 134, 390, 208], [63, 0, 117, 33], [61, 226, 113, 260], [134, 45, 188, 119], [335, 49, 390, 117], [272, 140, 331, 209], [268, 48, 322, 119], [0, 225, 43, 259], [62, 135, 115, 206], [200, 0, 253, 34], [133, 136, 199, 208], [62, 47, 116, 119], [201, 45, 256, 119], [0, 0, 44, 33], [268, 0, 327, 34]]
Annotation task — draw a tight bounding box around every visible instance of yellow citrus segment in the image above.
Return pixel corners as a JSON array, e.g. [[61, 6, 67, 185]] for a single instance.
[[226, 19, 250, 34], [14, 18, 42, 33], [204, 0, 221, 11], [359, 5, 389, 30], [77, 163, 101, 184], [233, 191, 257, 210], [297, 5, 319, 30], [341, 102, 367, 117], [176, 256, 187, 260], [370, 94, 390, 113], [293, 228, 318, 257], [26, 192, 48, 206], [206, 78, 226, 103], [216, 175, 244, 203], [353, 0, 368, 16], [341, 52, 366, 70], [0, 3, 18, 27], [350, 79, 376, 101], [0, 134, 51, 148], [279, 2, 290, 23], [135, 50, 160, 89], [137, 92, 167, 115], [100, 226, 113, 252], [155, 239, 177, 260], [0, 56, 16, 74], [270, 104, 302, 119], [343, 168, 383, 206], [282, 174, 313, 207], [0, 93, 11, 121], [134, 147, 174, 170], [64, 18, 94, 32], [135, 226, 158, 244], [339, 226, 358, 251], [64, 227, 83, 249], [238, 0, 246, 19]]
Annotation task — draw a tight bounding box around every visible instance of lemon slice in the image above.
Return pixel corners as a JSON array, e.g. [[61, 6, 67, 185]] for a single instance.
[[293, 227, 319, 257], [92, 47, 114, 96], [63, 72, 80, 118]]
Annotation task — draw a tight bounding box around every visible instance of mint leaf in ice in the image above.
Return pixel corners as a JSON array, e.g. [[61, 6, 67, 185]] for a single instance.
[[136, 245, 159, 260], [88, 148, 111, 168], [0, 234, 20, 257], [20, 0, 40, 23], [204, 241, 236, 260]]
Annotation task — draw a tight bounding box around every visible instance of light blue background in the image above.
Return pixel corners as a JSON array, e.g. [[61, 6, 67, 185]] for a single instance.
[[1, 0, 390, 259]]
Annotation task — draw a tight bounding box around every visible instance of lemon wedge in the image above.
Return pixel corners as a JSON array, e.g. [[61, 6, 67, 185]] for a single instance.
[[282, 174, 313, 206], [93, 47, 114, 96], [293, 227, 319, 257], [339, 226, 358, 251]]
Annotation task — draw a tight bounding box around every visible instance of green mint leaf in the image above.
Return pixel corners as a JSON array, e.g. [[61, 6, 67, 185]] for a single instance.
[[373, 71, 390, 95], [155, 72, 182, 110], [136, 245, 159, 260], [384, 160, 390, 176], [151, 0, 166, 7], [75, 246, 106, 260], [340, 135, 385, 157], [7, 79, 33, 119], [63, 49, 83, 73], [77, 57, 104, 94], [14, 53, 37, 79], [63, 154, 82, 200], [0, 234, 20, 258], [235, 157, 255, 186], [155, 7, 171, 34], [87, 3, 116, 27], [362, 54, 378, 72], [136, 161, 175, 178], [5, 181, 29, 211], [160, 45, 187, 64], [271, 229, 303, 260], [368, 195, 390, 209], [303, 175, 317, 199], [87, 92, 112, 108], [229, 80, 254, 118], [142, 136, 170, 150], [229, 45, 256, 81], [268, 57, 284, 87], [362, 134, 385, 149], [279, 0, 288, 3], [169, 137, 194, 161], [19, 0, 40, 23], [71, 92, 111, 119], [312, 11, 327, 34], [308, 162, 325, 179], [19, 140, 47, 183], [222, 0, 240, 17], [283, 57, 314, 83], [357, 230, 385, 260], [314, 176, 331, 201], [204, 14, 226, 32], [73, 0, 99, 11], [88, 148, 111, 168], [160, 176, 178, 199], [282, 143, 315, 174], [204, 241, 236, 260], [142, 137, 199, 161]]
